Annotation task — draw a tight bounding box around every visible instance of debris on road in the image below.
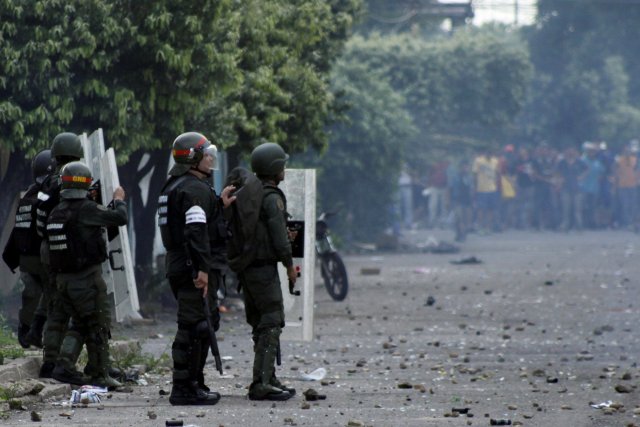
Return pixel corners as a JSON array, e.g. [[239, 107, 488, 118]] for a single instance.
[[299, 367, 327, 381], [450, 256, 482, 265]]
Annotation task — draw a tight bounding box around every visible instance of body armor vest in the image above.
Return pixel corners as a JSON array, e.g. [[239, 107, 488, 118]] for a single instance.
[[36, 175, 61, 238], [47, 199, 107, 273], [158, 175, 188, 251], [158, 176, 228, 253], [13, 184, 43, 256]]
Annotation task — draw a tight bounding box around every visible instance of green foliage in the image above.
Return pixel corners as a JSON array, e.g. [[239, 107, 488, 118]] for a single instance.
[[523, 0, 640, 149], [0, 0, 362, 160], [298, 57, 417, 240], [0, 315, 25, 361], [110, 344, 170, 374], [0, 384, 19, 401], [197, 0, 363, 156], [345, 28, 531, 164], [304, 27, 531, 239]]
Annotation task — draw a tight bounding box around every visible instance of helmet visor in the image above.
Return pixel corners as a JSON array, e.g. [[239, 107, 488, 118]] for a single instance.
[[203, 144, 219, 170]]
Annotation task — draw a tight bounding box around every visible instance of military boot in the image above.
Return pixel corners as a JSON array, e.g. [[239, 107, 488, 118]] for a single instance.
[[86, 341, 122, 389], [170, 380, 220, 406], [17, 323, 30, 349], [52, 333, 90, 385], [39, 361, 55, 378], [248, 328, 291, 401], [271, 374, 296, 396], [24, 315, 46, 348]]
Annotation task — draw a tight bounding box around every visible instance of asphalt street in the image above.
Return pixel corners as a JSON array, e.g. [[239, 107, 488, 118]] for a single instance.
[[4, 229, 640, 427]]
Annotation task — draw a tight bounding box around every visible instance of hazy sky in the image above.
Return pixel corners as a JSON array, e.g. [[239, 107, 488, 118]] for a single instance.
[[444, 0, 537, 26]]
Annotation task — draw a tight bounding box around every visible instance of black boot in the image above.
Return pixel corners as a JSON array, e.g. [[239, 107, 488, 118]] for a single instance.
[[52, 364, 90, 386], [170, 380, 220, 406], [271, 374, 296, 396], [25, 315, 46, 348], [17, 323, 30, 349], [39, 361, 55, 378]]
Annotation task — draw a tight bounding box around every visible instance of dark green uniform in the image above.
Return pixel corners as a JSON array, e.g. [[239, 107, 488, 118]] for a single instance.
[[38, 172, 68, 371], [158, 173, 225, 402], [2, 184, 48, 347], [47, 195, 127, 386], [240, 183, 294, 398]]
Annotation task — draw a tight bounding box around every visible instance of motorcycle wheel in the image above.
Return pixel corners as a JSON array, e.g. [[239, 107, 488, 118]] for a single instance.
[[320, 252, 349, 301]]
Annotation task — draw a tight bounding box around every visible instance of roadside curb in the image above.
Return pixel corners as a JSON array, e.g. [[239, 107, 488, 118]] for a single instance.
[[0, 356, 41, 383]]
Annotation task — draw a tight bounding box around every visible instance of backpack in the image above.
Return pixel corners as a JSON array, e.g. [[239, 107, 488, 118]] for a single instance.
[[224, 167, 264, 273]]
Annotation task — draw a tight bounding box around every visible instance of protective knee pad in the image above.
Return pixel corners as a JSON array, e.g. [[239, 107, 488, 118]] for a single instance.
[[172, 328, 192, 381]]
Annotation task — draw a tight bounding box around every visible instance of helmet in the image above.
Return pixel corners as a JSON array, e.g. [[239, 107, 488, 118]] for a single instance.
[[51, 132, 83, 160], [59, 161, 92, 199], [250, 142, 289, 176], [32, 149, 54, 184], [169, 131, 218, 176]]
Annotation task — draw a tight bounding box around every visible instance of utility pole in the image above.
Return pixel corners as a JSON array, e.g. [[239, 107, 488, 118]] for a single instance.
[[514, 0, 519, 25]]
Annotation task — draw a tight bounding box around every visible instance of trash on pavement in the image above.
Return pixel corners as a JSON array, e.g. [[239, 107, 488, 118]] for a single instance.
[[590, 400, 613, 409], [450, 256, 482, 265], [300, 367, 327, 381]]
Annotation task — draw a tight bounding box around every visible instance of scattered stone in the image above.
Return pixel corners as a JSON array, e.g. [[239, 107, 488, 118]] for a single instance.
[[546, 377, 558, 383], [507, 404, 517, 410], [425, 296, 436, 306], [301, 402, 310, 409], [615, 384, 631, 393], [413, 384, 426, 393], [147, 410, 157, 420], [158, 389, 168, 396], [59, 410, 74, 418], [195, 410, 205, 417], [30, 411, 42, 422], [561, 405, 572, 410], [397, 382, 412, 389], [284, 417, 296, 426], [303, 388, 326, 401], [347, 420, 365, 427]]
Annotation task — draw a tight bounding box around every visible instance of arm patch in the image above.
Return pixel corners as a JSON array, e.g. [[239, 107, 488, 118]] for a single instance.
[[185, 205, 206, 224]]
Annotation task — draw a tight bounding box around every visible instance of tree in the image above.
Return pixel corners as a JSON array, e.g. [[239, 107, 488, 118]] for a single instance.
[[0, 0, 362, 300], [521, 0, 640, 148], [297, 58, 416, 241]]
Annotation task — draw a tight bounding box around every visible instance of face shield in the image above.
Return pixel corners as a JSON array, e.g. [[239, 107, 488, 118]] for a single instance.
[[202, 143, 219, 171]]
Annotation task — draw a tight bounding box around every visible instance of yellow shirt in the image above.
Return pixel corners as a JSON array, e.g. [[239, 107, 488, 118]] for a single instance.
[[472, 156, 499, 193]]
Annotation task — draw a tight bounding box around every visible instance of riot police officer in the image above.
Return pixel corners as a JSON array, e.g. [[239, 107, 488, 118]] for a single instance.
[[2, 149, 54, 348], [158, 132, 235, 405], [37, 132, 84, 377], [241, 142, 297, 401], [47, 161, 127, 387]]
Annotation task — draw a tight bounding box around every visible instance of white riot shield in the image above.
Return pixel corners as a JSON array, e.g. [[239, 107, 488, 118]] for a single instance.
[[277, 169, 316, 342], [81, 129, 141, 321]]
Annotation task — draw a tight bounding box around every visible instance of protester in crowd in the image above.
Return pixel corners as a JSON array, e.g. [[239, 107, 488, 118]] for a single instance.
[[580, 142, 606, 229], [613, 142, 638, 230], [556, 146, 587, 231], [471, 149, 500, 234]]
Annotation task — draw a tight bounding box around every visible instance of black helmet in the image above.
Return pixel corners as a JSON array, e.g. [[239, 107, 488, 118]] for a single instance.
[[51, 132, 83, 160], [32, 149, 54, 184], [250, 143, 289, 176], [60, 161, 92, 199], [169, 131, 218, 176]]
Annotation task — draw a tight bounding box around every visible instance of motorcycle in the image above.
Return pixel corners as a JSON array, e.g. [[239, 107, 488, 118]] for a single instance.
[[315, 211, 349, 301]]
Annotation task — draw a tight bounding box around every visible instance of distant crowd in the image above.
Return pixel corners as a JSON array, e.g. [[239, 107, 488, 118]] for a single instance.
[[396, 140, 640, 241]]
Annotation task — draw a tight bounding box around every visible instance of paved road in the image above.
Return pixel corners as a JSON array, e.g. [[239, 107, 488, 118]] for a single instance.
[[5, 230, 640, 426]]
